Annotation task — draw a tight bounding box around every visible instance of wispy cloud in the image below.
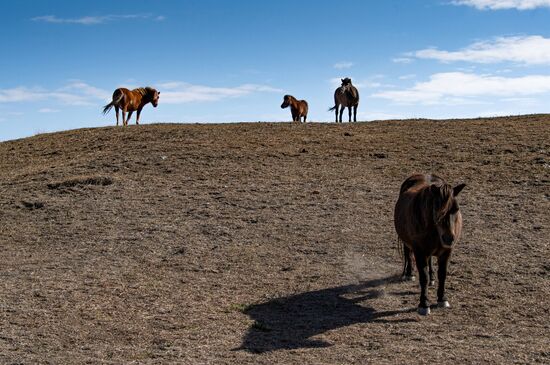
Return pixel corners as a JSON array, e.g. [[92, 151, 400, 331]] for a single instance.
[[333, 61, 354, 70], [1, 81, 281, 106], [157, 82, 283, 104], [329, 75, 387, 89], [60, 81, 110, 101], [0, 82, 110, 106], [452, 0, 550, 10], [38, 108, 60, 113], [414, 36, 550, 65], [373, 72, 550, 105], [32, 14, 165, 25], [0, 87, 47, 103], [392, 57, 413, 64]]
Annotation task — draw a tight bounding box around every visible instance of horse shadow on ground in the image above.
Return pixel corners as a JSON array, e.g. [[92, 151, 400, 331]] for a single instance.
[[236, 275, 416, 353]]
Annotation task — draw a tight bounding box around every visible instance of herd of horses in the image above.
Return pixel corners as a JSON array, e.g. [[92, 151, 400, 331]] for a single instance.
[[102, 80, 466, 316], [102, 78, 359, 126]]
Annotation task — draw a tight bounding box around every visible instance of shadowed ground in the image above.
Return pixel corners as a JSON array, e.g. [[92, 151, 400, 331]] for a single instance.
[[238, 276, 417, 353]]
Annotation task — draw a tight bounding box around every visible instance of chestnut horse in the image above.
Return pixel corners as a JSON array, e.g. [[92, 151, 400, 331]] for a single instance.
[[281, 95, 308, 123], [329, 78, 359, 123], [103, 87, 160, 126], [394, 174, 465, 315]]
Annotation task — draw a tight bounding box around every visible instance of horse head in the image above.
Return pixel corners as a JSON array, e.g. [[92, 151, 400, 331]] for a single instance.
[[281, 95, 292, 109], [341, 78, 352, 86], [146, 87, 160, 107], [430, 182, 466, 248]]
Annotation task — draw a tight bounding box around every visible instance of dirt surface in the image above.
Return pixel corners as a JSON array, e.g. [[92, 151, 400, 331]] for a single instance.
[[0, 116, 549, 364]]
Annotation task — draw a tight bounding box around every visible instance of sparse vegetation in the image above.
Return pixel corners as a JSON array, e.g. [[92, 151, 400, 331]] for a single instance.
[[0, 116, 548, 363]]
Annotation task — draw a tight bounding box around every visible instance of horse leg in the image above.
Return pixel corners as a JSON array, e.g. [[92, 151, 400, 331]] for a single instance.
[[122, 110, 126, 127], [402, 245, 415, 281], [348, 106, 352, 122], [334, 105, 339, 123], [353, 105, 358, 122], [136, 108, 142, 125], [413, 248, 431, 315], [126, 111, 134, 126], [115, 106, 120, 126], [429, 256, 435, 286], [437, 251, 451, 308], [303, 114, 307, 123], [339, 106, 345, 123]]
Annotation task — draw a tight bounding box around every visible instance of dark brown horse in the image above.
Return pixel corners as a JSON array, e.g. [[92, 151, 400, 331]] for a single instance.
[[103, 87, 160, 126], [329, 78, 359, 123], [281, 95, 308, 123], [394, 174, 465, 315]]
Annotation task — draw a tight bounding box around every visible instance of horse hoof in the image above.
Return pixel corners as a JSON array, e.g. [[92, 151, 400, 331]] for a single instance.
[[437, 301, 450, 309], [429, 280, 435, 287], [418, 307, 430, 316], [402, 275, 416, 282]]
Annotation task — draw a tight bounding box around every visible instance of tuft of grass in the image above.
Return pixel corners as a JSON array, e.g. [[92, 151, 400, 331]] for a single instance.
[[227, 303, 253, 313]]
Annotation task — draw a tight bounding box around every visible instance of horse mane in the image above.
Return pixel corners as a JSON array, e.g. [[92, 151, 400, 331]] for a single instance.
[[431, 183, 454, 223], [414, 181, 454, 228], [133, 87, 155, 96]]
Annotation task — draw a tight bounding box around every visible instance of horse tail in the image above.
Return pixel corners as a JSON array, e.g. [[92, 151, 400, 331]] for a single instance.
[[397, 236, 406, 276], [328, 105, 337, 112], [102, 102, 114, 115], [102, 90, 124, 115]]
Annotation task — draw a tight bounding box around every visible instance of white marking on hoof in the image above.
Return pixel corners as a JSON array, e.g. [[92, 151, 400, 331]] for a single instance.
[[429, 280, 435, 287], [402, 275, 416, 282], [437, 301, 450, 308], [418, 307, 430, 316]]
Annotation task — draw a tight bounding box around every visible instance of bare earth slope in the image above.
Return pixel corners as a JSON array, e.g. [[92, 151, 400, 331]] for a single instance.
[[0, 116, 549, 364]]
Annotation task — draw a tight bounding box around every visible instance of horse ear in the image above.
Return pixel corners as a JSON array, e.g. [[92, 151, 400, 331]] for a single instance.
[[341, 78, 344, 82], [453, 183, 466, 196]]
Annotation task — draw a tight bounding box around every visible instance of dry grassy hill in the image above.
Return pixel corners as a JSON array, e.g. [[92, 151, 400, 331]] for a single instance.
[[0, 116, 549, 364]]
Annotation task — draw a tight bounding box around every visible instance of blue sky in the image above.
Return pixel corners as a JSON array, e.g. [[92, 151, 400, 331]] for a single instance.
[[1, 0, 550, 140]]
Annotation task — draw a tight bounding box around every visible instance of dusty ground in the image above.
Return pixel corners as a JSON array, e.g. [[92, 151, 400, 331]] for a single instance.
[[0, 115, 548, 364]]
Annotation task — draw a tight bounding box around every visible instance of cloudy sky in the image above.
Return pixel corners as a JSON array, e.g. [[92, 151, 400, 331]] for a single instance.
[[1, 0, 550, 140]]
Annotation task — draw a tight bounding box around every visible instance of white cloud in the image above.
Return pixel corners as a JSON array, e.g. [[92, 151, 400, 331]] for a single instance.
[[333, 61, 354, 70], [392, 57, 413, 64], [1, 81, 281, 106], [38, 108, 60, 113], [0, 87, 47, 103], [0, 82, 110, 106], [399, 74, 417, 80], [32, 14, 165, 25], [60, 81, 110, 100], [452, 0, 550, 9], [157, 82, 282, 104], [329, 76, 387, 89], [373, 72, 550, 105], [415, 36, 550, 64]]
